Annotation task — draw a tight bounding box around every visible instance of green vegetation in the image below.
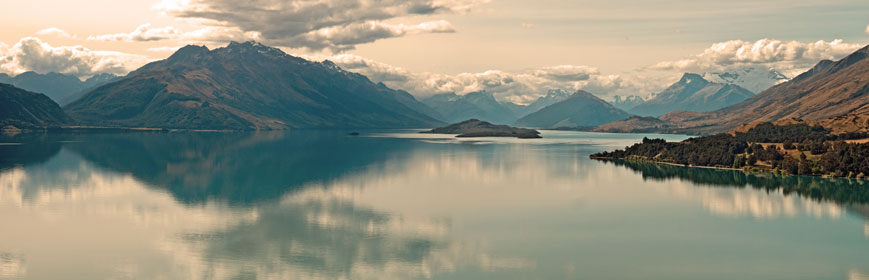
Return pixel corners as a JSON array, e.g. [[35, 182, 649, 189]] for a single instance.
[[591, 122, 869, 178], [604, 160, 869, 204]]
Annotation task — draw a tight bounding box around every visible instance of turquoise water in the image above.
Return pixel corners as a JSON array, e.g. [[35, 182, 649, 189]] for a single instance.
[[0, 130, 867, 279]]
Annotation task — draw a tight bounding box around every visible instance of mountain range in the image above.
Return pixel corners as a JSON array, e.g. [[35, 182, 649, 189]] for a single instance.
[[628, 73, 755, 117], [3, 40, 867, 135], [420, 89, 574, 125], [0, 72, 119, 105], [610, 95, 645, 111], [601, 45, 869, 134], [515, 90, 631, 128], [421, 91, 519, 124], [64, 41, 443, 129]]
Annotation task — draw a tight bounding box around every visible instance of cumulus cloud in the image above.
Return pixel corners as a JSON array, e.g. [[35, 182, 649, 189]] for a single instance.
[[865, 24, 869, 34], [88, 24, 180, 42], [287, 20, 455, 52], [324, 54, 658, 104], [650, 38, 863, 77], [157, 0, 488, 51], [35, 27, 77, 39], [146, 46, 182, 52], [0, 37, 152, 77]]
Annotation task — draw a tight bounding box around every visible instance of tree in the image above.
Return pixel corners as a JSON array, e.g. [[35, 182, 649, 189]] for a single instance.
[[783, 140, 795, 150]]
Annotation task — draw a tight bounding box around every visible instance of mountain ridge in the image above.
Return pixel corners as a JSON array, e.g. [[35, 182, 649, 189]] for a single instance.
[[0, 83, 72, 129], [514, 90, 631, 128], [64, 41, 444, 130], [629, 73, 755, 117]]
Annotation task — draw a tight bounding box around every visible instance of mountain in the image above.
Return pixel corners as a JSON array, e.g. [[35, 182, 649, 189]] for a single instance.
[[610, 95, 645, 111], [522, 89, 572, 116], [514, 90, 631, 128], [610, 45, 869, 134], [64, 41, 443, 130], [702, 67, 789, 93], [629, 73, 755, 117], [421, 91, 519, 124], [0, 71, 119, 105], [674, 45, 869, 134], [0, 83, 72, 129]]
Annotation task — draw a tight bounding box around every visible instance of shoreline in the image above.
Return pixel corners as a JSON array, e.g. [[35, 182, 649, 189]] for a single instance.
[[589, 156, 861, 180]]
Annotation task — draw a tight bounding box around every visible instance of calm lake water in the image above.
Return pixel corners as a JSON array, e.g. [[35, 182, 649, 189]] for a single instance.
[[1, 130, 868, 280]]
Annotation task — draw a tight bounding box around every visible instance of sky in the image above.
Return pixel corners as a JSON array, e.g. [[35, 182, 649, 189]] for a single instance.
[[1, 0, 868, 103]]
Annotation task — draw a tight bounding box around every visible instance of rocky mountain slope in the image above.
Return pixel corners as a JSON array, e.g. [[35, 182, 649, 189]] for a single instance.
[[64, 41, 443, 130]]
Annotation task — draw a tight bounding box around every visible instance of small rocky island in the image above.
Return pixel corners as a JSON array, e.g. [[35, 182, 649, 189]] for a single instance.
[[422, 119, 542, 138]]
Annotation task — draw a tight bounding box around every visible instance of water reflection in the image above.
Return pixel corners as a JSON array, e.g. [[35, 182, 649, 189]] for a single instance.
[[0, 131, 868, 279], [600, 160, 869, 217]]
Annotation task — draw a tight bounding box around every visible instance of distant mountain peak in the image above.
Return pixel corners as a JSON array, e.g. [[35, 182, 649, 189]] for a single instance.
[[515, 89, 630, 128], [701, 67, 788, 93], [545, 88, 570, 97], [570, 89, 595, 97], [169, 45, 210, 61], [630, 72, 754, 116], [222, 40, 288, 58], [678, 73, 705, 84]]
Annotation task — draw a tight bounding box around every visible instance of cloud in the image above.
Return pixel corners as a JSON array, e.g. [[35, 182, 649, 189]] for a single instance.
[[865, 24, 869, 34], [87, 24, 180, 42], [285, 20, 455, 52], [35, 27, 77, 39], [157, 0, 488, 51], [650, 38, 863, 77], [324, 54, 657, 104], [0, 37, 152, 77], [146, 46, 182, 52]]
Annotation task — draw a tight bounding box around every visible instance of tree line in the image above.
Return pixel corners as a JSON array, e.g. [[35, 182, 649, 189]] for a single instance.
[[591, 123, 869, 178]]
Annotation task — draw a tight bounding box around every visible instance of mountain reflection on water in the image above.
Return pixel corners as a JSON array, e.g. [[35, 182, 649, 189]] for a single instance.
[[1, 130, 868, 279]]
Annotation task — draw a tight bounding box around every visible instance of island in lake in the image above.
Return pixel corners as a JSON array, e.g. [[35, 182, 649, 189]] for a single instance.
[[423, 119, 542, 138]]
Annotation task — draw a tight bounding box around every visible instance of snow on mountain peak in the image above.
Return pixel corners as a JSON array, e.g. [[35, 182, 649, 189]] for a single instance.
[[702, 67, 789, 94]]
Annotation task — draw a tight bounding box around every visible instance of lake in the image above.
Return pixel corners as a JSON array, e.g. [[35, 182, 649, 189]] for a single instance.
[[1, 130, 868, 280]]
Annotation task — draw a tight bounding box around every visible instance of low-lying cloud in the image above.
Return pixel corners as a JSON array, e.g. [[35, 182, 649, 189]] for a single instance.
[[0, 37, 151, 77], [88, 24, 180, 42], [325, 54, 659, 104], [651, 39, 863, 78]]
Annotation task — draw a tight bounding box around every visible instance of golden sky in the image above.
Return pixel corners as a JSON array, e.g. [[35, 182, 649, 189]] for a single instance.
[[2, 0, 868, 101]]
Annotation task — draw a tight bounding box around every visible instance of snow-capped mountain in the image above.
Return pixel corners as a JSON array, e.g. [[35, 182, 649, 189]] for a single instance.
[[524, 89, 572, 115], [610, 95, 645, 111], [702, 67, 789, 94]]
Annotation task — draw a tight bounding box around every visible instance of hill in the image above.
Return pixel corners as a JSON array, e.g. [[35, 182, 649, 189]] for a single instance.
[[0, 83, 72, 129], [64, 41, 443, 130], [422, 119, 541, 138]]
